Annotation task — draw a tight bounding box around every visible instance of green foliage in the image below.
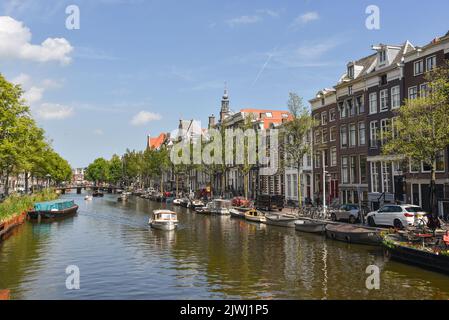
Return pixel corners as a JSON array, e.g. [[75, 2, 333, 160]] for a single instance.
[[0, 189, 58, 222], [85, 157, 110, 185]]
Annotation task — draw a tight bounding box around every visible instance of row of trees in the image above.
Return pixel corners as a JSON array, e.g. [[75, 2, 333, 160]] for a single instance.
[[0, 74, 72, 196]]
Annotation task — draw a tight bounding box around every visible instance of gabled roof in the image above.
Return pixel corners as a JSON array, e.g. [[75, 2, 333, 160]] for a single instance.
[[240, 108, 293, 129], [148, 133, 167, 150]]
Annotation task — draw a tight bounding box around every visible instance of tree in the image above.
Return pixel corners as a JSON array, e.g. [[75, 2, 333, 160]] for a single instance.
[[108, 154, 123, 185], [85, 158, 110, 186], [383, 63, 449, 225], [283, 92, 316, 207]]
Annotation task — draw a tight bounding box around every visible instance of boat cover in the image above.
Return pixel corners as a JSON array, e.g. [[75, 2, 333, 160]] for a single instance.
[[34, 200, 75, 211]]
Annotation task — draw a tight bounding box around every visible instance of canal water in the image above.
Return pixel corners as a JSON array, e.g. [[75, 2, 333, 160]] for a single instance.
[[1, 193, 449, 299]]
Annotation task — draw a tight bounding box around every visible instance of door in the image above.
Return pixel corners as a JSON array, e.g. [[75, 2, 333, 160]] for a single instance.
[[375, 206, 390, 225]]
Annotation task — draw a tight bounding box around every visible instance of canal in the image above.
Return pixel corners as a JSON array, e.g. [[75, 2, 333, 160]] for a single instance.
[[1, 193, 449, 299]]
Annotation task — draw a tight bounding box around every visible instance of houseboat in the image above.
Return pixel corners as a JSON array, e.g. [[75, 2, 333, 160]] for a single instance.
[[28, 200, 78, 220], [244, 209, 266, 223]]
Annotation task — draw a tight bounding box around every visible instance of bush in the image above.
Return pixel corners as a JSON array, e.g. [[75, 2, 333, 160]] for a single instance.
[[0, 189, 58, 222]]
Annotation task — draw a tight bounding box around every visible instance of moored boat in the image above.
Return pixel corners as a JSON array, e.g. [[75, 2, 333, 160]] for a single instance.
[[325, 224, 382, 245], [295, 218, 327, 234], [179, 198, 191, 208], [190, 199, 205, 209], [210, 199, 232, 215], [383, 233, 449, 275], [92, 191, 104, 197], [244, 209, 266, 223], [28, 200, 78, 220], [117, 195, 128, 202], [173, 198, 182, 206], [229, 208, 245, 218], [264, 214, 298, 228], [84, 195, 93, 201], [148, 210, 178, 231], [195, 202, 213, 214]]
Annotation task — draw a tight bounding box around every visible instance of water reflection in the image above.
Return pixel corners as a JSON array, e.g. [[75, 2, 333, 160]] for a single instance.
[[0, 192, 449, 299]]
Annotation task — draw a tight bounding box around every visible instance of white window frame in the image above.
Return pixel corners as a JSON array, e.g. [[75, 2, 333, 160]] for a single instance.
[[329, 108, 336, 122], [414, 60, 424, 76], [379, 50, 386, 64], [330, 147, 337, 167], [370, 121, 378, 148], [371, 162, 379, 193], [380, 118, 389, 144], [349, 123, 356, 147], [420, 83, 429, 97], [380, 89, 389, 112], [408, 86, 418, 100], [409, 159, 420, 173], [330, 126, 336, 142], [358, 122, 366, 146], [436, 150, 446, 173], [369, 92, 377, 114], [391, 86, 400, 109], [340, 125, 347, 148], [341, 156, 349, 184], [426, 55, 436, 72], [321, 111, 328, 125]]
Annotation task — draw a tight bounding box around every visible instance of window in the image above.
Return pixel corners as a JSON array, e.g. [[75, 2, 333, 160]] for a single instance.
[[348, 65, 354, 78], [339, 102, 346, 118], [315, 130, 320, 145], [350, 156, 357, 184], [370, 121, 378, 148], [293, 174, 298, 197], [330, 126, 336, 141], [369, 92, 377, 114], [356, 95, 364, 114], [414, 60, 424, 75], [408, 86, 418, 100], [287, 174, 291, 197], [420, 83, 429, 97], [380, 74, 388, 86], [379, 50, 386, 64], [315, 151, 321, 168], [330, 147, 337, 167], [341, 156, 349, 184], [347, 99, 355, 116], [321, 111, 328, 125], [391, 86, 400, 109], [360, 156, 367, 184], [422, 162, 431, 173], [358, 122, 366, 146], [436, 150, 446, 172], [348, 85, 353, 96], [409, 159, 420, 173], [340, 125, 347, 148], [349, 123, 356, 147], [371, 162, 379, 193], [426, 55, 436, 72], [380, 89, 389, 111], [265, 112, 272, 118], [380, 119, 389, 144], [381, 162, 391, 193], [329, 108, 336, 122], [322, 128, 328, 143]]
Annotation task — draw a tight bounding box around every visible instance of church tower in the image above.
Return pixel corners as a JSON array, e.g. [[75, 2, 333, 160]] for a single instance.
[[219, 83, 230, 123]]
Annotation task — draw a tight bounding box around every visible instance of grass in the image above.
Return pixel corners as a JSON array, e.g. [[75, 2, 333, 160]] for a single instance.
[[0, 189, 58, 223]]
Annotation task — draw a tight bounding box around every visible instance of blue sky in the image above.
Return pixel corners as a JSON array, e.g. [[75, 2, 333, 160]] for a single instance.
[[1, 0, 448, 168]]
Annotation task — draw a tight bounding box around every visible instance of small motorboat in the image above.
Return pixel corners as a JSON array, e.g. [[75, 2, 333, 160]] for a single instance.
[[117, 195, 128, 202], [92, 191, 104, 197], [179, 198, 191, 208], [295, 218, 327, 234], [229, 208, 246, 218], [84, 195, 93, 201], [28, 200, 78, 220], [195, 202, 213, 214], [264, 214, 299, 228], [210, 199, 232, 215], [244, 209, 266, 223], [190, 199, 205, 209], [173, 198, 182, 206], [325, 224, 382, 246], [148, 210, 179, 231]]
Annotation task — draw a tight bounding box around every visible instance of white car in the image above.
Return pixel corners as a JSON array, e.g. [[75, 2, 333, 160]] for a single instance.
[[366, 204, 427, 229]]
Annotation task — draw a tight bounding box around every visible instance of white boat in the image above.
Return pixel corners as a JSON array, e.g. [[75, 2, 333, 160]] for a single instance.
[[173, 198, 182, 206], [210, 199, 232, 215], [244, 209, 266, 223], [84, 195, 93, 201], [190, 199, 205, 209], [149, 210, 179, 231]]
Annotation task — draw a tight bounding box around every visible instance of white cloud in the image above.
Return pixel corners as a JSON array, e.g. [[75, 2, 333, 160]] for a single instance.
[[131, 111, 162, 126], [93, 129, 104, 135], [291, 12, 319, 28], [256, 9, 282, 18], [226, 15, 261, 27], [34, 103, 74, 120], [23, 86, 44, 104], [0, 16, 73, 64]]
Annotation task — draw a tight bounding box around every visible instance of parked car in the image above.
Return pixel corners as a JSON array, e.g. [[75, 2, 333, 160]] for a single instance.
[[331, 204, 361, 224], [366, 204, 427, 229]]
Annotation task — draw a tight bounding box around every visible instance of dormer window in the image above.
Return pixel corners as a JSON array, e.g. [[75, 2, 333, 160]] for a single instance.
[[347, 65, 354, 79], [379, 50, 386, 64]]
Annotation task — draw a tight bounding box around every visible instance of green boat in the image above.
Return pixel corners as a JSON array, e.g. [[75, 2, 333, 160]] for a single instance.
[[28, 199, 78, 220]]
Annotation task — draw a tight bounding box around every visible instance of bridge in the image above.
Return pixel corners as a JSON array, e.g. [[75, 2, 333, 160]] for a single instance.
[[56, 185, 122, 195]]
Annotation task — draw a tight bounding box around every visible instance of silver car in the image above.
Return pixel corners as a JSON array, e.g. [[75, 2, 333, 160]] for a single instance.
[[331, 204, 361, 224]]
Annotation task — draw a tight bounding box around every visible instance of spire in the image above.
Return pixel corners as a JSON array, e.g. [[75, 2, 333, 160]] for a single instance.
[[220, 82, 230, 122]]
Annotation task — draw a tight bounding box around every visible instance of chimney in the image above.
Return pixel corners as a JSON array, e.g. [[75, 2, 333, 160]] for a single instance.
[[208, 114, 215, 128]]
